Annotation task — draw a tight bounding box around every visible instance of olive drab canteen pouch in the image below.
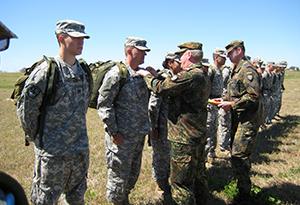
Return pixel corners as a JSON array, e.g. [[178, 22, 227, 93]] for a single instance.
[[88, 60, 128, 109]]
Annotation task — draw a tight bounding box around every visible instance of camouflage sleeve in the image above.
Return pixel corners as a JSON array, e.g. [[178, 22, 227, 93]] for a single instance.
[[232, 68, 261, 111], [16, 62, 48, 140], [97, 66, 121, 135], [143, 71, 194, 96], [148, 92, 162, 130]]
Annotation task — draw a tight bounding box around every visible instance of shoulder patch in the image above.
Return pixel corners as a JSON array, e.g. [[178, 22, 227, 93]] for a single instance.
[[27, 85, 41, 99]]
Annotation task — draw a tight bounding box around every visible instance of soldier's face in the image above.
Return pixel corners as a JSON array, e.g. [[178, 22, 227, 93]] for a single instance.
[[227, 48, 240, 65], [132, 47, 146, 65], [60, 35, 84, 56], [217, 56, 226, 65]]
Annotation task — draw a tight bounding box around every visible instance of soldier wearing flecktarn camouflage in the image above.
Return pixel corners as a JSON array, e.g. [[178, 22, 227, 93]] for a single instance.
[[219, 40, 263, 204], [97, 37, 150, 205], [148, 53, 180, 203], [138, 42, 210, 205], [17, 20, 91, 204], [205, 48, 226, 160]]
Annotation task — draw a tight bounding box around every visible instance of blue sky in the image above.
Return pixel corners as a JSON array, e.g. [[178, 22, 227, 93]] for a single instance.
[[1, 0, 300, 71]]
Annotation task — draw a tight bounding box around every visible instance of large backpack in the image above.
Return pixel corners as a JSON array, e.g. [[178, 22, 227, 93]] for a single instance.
[[88, 60, 128, 109], [11, 56, 92, 146]]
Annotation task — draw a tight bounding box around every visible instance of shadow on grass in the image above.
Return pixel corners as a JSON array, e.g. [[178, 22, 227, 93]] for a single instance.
[[263, 182, 300, 205], [206, 114, 300, 205], [252, 114, 300, 163]]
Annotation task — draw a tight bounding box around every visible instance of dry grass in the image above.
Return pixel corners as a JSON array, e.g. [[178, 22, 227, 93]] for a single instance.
[[0, 71, 299, 205]]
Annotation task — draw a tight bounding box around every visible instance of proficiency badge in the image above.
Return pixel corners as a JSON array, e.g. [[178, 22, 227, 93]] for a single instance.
[[27, 85, 41, 99]]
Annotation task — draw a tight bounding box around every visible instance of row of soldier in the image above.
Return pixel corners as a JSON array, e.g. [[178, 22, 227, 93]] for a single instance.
[[203, 54, 287, 162], [15, 19, 285, 205]]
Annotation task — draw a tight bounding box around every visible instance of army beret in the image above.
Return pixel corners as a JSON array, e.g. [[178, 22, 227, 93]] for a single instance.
[[225, 40, 244, 54], [175, 41, 203, 54]]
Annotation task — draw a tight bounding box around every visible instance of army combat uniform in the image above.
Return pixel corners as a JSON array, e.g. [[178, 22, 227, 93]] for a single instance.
[[17, 57, 91, 204], [205, 64, 223, 157], [218, 66, 232, 150], [225, 56, 263, 198], [144, 63, 210, 205], [148, 69, 173, 197], [98, 64, 150, 204]]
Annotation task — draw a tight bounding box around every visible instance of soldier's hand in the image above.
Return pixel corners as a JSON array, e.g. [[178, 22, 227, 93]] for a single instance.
[[218, 101, 234, 111], [112, 133, 124, 145], [146, 66, 158, 77], [136, 69, 151, 77]]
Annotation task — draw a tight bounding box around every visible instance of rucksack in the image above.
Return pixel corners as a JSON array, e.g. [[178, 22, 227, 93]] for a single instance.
[[11, 56, 92, 146], [88, 60, 128, 109]]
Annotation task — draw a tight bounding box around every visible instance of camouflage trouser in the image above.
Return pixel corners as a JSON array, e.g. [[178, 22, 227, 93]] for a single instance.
[[271, 94, 280, 119], [205, 104, 219, 156], [105, 132, 145, 204], [218, 108, 231, 150], [31, 153, 89, 205], [170, 141, 208, 205], [263, 94, 271, 123], [231, 112, 259, 196], [150, 131, 171, 191], [267, 96, 275, 123]]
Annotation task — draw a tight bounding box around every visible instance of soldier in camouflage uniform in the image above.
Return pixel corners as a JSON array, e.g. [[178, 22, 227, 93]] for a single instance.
[[148, 53, 181, 203], [261, 62, 274, 125], [218, 63, 232, 152], [205, 49, 226, 159], [17, 20, 91, 205], [219, 40, 263, 203], [270, 64, 283, 120], [274, 61, 287, 118], [97, 37, 150, 205], [263, 62, 275, 124], [138, 42, 210, 205]]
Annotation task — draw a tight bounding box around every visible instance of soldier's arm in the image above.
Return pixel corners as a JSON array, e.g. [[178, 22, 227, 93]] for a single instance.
[[148, 92, 162, 132], [16, 63, 48, 139], [143, 72, 193, 96], [97, 67, 121, 136]]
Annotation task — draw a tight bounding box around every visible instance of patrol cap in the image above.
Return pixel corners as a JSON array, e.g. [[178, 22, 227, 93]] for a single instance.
[[202, 58, 210, 67], [213, 48, 226, 58], [124, 36, 150, 52], [175, 42, 202, 54], [162, 52, 181, 68], [55, 20, 90, 39], [0, 21, 18, 40], [225, 40, 244, 54], [253, 57, 263, 64], [165, 52, 181, 62], [279, 60, 288, 67]]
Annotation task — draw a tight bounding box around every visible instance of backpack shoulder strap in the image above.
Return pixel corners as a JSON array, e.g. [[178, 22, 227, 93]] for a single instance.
[[79, 58, 93, 93], [36, 55, 58, 148]]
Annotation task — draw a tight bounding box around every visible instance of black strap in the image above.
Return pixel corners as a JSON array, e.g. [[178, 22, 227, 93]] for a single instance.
[[36, 56, 58, 148]]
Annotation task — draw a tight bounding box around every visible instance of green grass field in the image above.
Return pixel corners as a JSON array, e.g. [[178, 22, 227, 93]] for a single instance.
[[0, 71, 299, 205]]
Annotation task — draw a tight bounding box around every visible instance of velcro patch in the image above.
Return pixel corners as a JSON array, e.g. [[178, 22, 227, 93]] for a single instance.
[[27, 85, 41, 99]]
